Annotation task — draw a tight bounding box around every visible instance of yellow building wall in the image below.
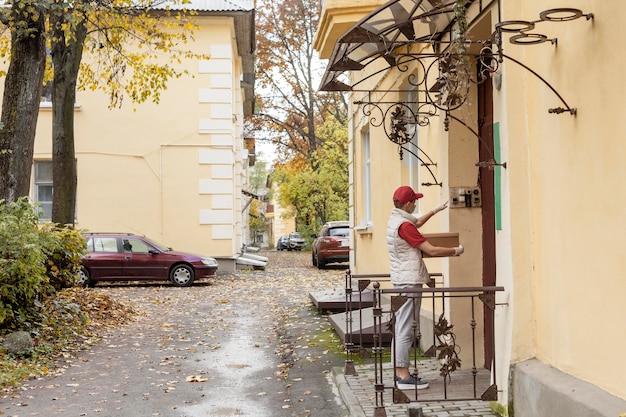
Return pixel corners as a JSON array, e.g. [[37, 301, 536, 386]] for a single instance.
[[29, 16, 249, 259], [271, 182, 296, 243], [497, 0, 626, 400], [317, 0, 626, 406]]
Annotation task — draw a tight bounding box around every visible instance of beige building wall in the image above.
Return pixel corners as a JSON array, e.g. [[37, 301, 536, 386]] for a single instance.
[[497, 0, 626, 402], [29, 15, 252, 261], [271, 182, 296, 242], [316, 0, 626, 412]]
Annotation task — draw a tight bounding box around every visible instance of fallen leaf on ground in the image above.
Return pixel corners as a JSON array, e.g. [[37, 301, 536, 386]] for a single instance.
[[185, 375, 208, 382]]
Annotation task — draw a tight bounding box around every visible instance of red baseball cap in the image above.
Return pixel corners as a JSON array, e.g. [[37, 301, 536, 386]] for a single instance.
[[393, 186, 423, 205]]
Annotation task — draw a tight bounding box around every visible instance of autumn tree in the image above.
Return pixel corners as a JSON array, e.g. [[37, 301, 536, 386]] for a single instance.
[[251, 0, 347, 164], [0, 0, 47, 203], [275, 115, 348, 237], [248, 157, 269, 244], [49, 0, 87, 225], [252, 0, 348, 233]]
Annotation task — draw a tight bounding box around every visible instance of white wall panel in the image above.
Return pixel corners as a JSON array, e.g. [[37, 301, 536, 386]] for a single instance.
[[211, 195, 233, 209], [199, 179, 232, 194], [198, 59, 231, 74], [210, 44, 232, 59], [211, 135, 233, 146], [198, 89, 232, 103], [199, 209, 233, 224], [211, 103, 232, 119], [211, 74, 232, 88], [199, 149, 233, 164], [212, 225, 233, 239], [199, 118, 232, 133], [211, 165, 232, 179]]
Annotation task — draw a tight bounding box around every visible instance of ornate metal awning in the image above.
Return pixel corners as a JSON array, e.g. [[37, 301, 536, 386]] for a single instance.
[[319, 0, 593, 180], [319, 0, 461, 93], [319, 0, 592, 110]]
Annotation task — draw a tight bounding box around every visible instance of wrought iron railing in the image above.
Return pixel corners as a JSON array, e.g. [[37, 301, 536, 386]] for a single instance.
[[341, 271, 505, 415]]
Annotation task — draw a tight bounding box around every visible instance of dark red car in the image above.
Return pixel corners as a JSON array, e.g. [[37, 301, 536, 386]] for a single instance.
[[312, 221, 350, 269], [79, 233, 218, 287]]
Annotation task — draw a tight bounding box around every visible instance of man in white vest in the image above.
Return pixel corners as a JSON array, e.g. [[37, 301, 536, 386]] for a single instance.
[[386, 185, 464, 390]]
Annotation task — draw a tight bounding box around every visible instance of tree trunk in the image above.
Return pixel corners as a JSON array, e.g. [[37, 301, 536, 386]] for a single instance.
[[0, 7, 47, 203], [50, 19, 87, 225]]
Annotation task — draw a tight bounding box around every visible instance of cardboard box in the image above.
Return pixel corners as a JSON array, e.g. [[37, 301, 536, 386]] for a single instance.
[[422, 232, 459, 258]]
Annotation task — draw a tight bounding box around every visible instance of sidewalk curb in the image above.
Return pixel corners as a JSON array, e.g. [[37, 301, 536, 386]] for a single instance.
[[332, 367, 367, 417]]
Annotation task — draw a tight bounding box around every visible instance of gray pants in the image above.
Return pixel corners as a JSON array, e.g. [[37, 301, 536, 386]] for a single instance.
[[392, 284, 423, 369]]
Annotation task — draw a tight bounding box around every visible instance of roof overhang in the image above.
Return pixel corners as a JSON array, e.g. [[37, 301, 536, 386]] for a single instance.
[[231, 10, 256, 116]]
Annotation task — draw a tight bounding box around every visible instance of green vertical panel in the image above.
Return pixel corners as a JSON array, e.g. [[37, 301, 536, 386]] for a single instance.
[[494, 122, 502, 230]]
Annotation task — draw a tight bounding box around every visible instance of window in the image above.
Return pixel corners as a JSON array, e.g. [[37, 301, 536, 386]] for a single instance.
[[41, 81, 52, 103], [403, 88, 422, 212], [328, 227, 349, 237], [34, 161, 53, 219], [124, 238, 152, 254], [87, 237, 118, 253], [362, 129, 372, 226]]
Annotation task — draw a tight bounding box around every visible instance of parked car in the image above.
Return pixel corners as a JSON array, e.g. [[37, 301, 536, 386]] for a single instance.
[[287, 232, 306, 251], [312, 221, 350, 269], [79, 232, 219, 287], [277, 235, 289, 251]]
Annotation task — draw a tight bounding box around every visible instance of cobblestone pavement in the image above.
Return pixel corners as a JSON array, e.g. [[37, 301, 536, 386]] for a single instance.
[[333, 361, 501, 417]]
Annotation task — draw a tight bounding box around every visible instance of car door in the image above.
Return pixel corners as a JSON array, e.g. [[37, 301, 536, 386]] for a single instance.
[[121, 237, 168, 279], [84, 237, 124, 279]]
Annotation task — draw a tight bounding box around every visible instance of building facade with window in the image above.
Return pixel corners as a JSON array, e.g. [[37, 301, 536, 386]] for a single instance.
[[315, 0, 626, 415], [29, 1, 255, 271]]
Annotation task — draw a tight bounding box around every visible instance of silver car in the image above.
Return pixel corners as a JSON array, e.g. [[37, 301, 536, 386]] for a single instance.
[[287, 232, 306, 251]]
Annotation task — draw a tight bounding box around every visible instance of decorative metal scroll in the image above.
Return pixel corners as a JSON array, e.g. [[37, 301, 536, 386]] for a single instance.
[[433, 312, 461, 382], [354, 45, 499, 173], [341, 5, 594, 175]]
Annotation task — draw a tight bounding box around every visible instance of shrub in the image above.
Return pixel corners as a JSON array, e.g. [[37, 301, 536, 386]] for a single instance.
[[0, 198, 86, 330], [40, 224, 86, 291], [0, 198, 49, 328]]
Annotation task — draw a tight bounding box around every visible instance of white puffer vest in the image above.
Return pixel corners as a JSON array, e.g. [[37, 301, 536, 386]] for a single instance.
[[386, 208, 430, 285]]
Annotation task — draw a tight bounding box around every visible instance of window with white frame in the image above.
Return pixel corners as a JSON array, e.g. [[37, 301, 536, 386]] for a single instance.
[[34, 161, 53, 219], [362, 129, 372, 226], [406, 89, 422, 211]]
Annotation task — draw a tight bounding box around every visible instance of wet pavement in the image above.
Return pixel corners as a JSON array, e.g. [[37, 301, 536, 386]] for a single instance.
[[0, 250, 351, 417], [0, 250, 501, 417]]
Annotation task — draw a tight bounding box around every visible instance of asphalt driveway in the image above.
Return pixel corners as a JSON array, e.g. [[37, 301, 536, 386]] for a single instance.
[[0, 251, 350, 417]]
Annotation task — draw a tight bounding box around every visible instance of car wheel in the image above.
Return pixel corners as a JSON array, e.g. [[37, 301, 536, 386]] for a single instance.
[[317, 258, 326, 269], [312, 252, 317, 266], [170, 264, 195, 287], [77, 267, 94, 288]]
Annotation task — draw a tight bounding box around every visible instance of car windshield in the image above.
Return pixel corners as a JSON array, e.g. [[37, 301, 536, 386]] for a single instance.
[[290, 233, 302, 238], [329, 227, 349, 237]]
